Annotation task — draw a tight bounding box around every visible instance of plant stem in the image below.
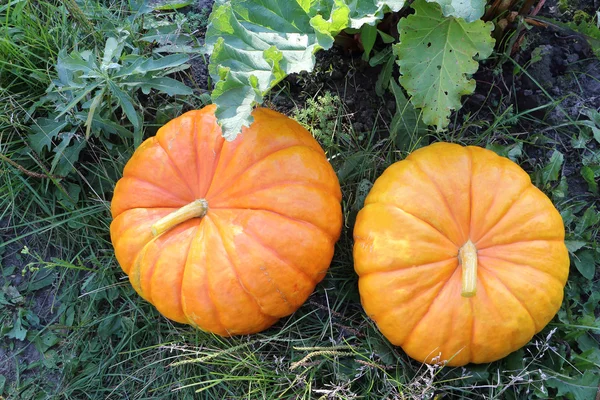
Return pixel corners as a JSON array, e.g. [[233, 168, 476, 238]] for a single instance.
[[151, 199, 208, 237], [0, 153, 61, 179], [459, 240, 478, 298]]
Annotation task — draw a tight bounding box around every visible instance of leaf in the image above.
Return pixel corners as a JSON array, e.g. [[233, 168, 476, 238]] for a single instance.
[[541, 150, 564, 185], [507, 142, 523, 161], [52, 135, 86, 177], [547, 370, 600, 400], [34, 331, 60, 353], [565, 240, 587, 254], [54, 83, 101, 121], [85, 88, 105, 139], [5, 312, 27, 341], [136, 54, 190, 74], [29, 118, 69, 154], [139, 77, 193, 96], [389, 79, 427, 150], [153, 0, 193, 10], [205, 0, 350, 140], [101, 37, 121, 70], [347, 0, 406, 28], [108, 81, 140, 133], [552, 176, 568, 200], [576, 207, 600, 234], [581, 166, 599, 194], [574, 249, 596, 280], [394, 0, 494, 130], [375, 52, 395, 96], [98, 314, 123, 339], [360, 23, 378, 60], [425, 0, 485, 22], [27, 270, 57, 291]]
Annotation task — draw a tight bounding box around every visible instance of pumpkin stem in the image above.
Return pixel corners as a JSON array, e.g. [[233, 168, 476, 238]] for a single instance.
[[151, 199, 208, 237], [459, 240, 478, 298]]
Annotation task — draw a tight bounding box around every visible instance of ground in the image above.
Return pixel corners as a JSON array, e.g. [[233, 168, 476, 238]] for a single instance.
[[0, 0, 599, 399]]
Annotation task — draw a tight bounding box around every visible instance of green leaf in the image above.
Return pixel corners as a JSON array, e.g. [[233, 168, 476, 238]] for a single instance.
[[34, 331, 60, 353], [101, 37, 121, 70], [52, 135, 86, 176], [375, 51, 394, 96], [394, 0, 494, 130], [360, 23, 378, 60], [54, 82, 101, 121], [205, 0, 350, 140], [347, 0, 406, 28], [389, 79, 427, 150], [541, 150, 564, 185], [153, 0, 194, 10], [581, 166, 599, 194], [574, 249, 596, 280], [378, 29, 396, 43], [29, 118, 69, 154], [5, 311, 27, 341], [425, 0, 485, 22], [565, 240, 587, 254], [139, 77, 193, 96], [552, 176, 568, 200], [98, 314, 123, 339], [108, 81, 140, 133], [547, 370, 600, 400], [27, 269, 56, 292], [136, 54, 190, 74], [576, 206, 600, 234]]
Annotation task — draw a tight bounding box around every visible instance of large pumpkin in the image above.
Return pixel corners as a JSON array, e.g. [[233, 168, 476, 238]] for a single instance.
[[110, 105, 342, 335], [353, 142, 569, 366]]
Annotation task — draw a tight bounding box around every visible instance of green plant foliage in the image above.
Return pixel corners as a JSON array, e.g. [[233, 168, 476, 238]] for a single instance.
[[139, 11, 204, 54], [32, 35, 192, 165], [425, 0, 486, 22], [205, 0, 495, 138], [388, 79, 427, 150], [347, 0, 405, 28], [205, 0, 352, 140], [394, 0, 494, 130], [547, 370, 600, 400], [152, 0, 194, 10], [293, 92, 346, 148]]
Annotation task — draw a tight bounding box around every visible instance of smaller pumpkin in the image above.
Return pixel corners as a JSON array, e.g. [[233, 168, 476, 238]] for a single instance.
[[110, 105, 343, 336], [353, 142, 569, 366]]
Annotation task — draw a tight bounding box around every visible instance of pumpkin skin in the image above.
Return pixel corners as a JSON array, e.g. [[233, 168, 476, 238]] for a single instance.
[[353, 142, 569, 366], [110, 105, 342, 336]]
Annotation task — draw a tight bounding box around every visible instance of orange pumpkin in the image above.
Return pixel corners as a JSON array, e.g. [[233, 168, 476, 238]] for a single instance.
[[353, 142, 569, 366], [110, 105, 342, 335]]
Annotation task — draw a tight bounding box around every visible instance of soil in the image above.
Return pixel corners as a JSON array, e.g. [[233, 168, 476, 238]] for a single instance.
[[271, 46, 396, 136]]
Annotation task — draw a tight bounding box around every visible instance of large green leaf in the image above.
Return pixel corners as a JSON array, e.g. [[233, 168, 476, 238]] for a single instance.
[[347, 0, 405, 28], [394, 0, 494, 130], [425, 0, 485, 22], [205, 0, 353, 140]]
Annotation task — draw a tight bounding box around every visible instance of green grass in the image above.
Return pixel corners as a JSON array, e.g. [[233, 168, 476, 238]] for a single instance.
[[1, 1, 600, 399]]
